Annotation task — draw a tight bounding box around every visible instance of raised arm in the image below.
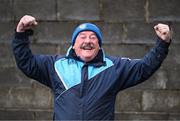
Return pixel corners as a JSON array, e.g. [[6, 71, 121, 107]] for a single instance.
[[116, 23, 171, 91], [12, 15, 52, 88]]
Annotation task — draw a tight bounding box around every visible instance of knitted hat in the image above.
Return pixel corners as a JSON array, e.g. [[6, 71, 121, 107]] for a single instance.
[[72, 23, 103, 47]]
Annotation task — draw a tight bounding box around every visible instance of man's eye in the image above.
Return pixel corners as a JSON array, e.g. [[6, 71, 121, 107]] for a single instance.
[[79, 36, 86, 39], [81, 37, 86, 39], [90, 35, 97, 40]]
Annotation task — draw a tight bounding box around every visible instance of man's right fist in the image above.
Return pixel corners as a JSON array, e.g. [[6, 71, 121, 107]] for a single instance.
[[16, 15, 38, 32]]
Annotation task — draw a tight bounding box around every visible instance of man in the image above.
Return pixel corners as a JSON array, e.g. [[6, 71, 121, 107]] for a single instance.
[[12, 15, 171, 120]]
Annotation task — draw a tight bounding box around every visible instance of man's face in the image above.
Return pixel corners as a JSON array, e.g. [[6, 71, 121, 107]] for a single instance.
[[73, 31, 100, 62]]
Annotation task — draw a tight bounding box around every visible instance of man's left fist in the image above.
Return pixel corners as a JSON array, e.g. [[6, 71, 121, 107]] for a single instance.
[[154, 23, 171, 43]]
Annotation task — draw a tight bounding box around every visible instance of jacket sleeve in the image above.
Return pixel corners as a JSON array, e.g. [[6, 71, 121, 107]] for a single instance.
[[116, 37, 170, 91], [12, 30, 53, 88]]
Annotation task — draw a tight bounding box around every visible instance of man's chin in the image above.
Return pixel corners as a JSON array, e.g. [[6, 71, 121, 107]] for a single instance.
[[81, 55, 94, 62], [81, 49, 94, 54]]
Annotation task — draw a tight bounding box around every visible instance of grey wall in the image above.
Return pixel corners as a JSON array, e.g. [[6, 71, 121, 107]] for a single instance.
[[0, 0, 180, 120]]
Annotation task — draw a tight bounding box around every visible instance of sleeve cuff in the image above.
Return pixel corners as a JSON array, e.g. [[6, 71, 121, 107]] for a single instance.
[[156, 37, 171, 49], [14, 29, 34, 39]]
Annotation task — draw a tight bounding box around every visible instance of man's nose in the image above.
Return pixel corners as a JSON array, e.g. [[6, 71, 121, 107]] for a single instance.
[[84, 37, 91, 43]]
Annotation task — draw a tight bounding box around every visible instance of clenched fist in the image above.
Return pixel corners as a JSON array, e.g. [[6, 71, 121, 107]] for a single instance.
[[16, 15, 38, 32], [154, 23, 171, 43]]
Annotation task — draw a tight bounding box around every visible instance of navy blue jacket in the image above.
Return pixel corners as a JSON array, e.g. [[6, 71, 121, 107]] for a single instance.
[[12, 30, 170, 120]]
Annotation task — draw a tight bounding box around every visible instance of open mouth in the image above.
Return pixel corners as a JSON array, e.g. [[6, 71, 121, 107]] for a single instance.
[[80, 43, 95, 50], [81, 46, 94, 50]]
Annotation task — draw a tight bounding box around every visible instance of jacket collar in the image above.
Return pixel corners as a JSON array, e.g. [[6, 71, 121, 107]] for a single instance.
[[65, 46, 106, 67]]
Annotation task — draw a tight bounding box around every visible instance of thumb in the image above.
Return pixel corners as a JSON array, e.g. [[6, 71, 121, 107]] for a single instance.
[[34, 21, 38, 25], [154, 25, 161, 37], [154, 25, 159, 31]]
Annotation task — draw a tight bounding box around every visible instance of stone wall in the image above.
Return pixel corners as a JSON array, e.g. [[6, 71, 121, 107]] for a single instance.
[[0, 0, 180, 120]]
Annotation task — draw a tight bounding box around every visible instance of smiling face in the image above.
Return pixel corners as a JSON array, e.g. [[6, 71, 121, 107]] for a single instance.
[[73, 31, 100, 62]]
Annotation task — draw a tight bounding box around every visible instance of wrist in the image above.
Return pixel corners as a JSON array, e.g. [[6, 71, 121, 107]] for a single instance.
[[156, 37, 171, 48], [14, 29, 34, 39], [16, 27, 25, 33]]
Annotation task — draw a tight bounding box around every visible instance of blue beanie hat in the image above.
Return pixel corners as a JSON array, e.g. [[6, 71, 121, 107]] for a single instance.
[[72, 23, 103, 47]]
